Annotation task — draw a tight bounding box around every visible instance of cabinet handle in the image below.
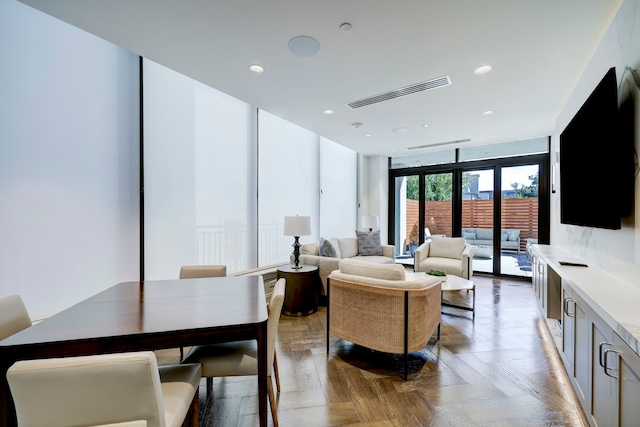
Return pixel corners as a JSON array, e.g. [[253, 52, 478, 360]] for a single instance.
[[563, 298, 576, 317], [599, 342, 614, 368], [603, 348, 621, 379]]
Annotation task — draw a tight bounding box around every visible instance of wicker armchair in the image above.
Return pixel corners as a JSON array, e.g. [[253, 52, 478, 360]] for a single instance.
[[327, 259, 441, 380]]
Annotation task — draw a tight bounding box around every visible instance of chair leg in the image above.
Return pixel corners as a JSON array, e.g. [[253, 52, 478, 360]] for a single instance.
[[267, 375, 279, 427], [180, 346, 184, 362], [273, 349, 281, 392], [191, 388, 199, 427], [206, 377, 213, 398]]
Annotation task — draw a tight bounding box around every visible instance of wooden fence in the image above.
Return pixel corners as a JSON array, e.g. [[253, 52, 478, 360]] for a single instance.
[[405, 198, 538, 253]]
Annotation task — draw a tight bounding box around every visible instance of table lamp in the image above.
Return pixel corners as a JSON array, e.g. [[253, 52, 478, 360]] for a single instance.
[[284, 215, 311, 269], [362, 215, 379, 232]]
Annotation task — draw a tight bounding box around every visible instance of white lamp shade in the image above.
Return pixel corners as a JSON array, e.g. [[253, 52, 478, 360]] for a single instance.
[[283, 216, 311, 236], [362, 215, 379, 230]]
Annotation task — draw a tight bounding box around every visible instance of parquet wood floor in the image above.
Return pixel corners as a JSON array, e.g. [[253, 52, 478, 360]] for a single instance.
[[156, 275, 589, 426]]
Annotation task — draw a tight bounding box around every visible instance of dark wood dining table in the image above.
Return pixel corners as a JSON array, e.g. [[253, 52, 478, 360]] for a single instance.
[[0, 276, 269, 427]]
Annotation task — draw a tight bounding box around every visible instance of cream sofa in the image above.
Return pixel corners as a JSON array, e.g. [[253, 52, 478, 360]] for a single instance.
[[296, 237, 394, 294], [327, 258, 441, 380], [414, 236, 473, 279]]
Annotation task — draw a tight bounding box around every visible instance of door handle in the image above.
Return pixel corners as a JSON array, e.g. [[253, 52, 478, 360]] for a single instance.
[[603, 348, 621, 379], [599, 342, 614, 368], [563, 298, 576, 317]]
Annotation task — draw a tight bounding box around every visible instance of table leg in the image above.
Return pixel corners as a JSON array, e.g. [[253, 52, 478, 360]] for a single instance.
[[257, 320, 268, 427]]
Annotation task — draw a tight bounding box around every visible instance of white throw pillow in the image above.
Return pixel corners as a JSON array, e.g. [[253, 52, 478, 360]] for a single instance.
[[338, 237, 358, 258]]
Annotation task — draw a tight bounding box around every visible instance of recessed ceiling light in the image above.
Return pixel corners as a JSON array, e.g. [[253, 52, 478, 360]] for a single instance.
[[483, 110, 495, 116], [389, 149, 396, 153], [488, 135, 496, 139], [323, 110, 334, 115], [475, 65, 492, 75], [249, 64, 264, 73], [365, 134, 372, 138], [392, 127, 409, 133], [339, 23, 352, 32], [288, 36, 320, 57], [423, 124, 429, 128]]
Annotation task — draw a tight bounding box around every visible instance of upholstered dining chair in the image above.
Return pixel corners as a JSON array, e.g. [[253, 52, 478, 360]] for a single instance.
[[7, 351, 201, 427], [182, 278, 286, 426], [177, 264, 227, 360], [179, 264, 227, 279], [0, 295, 32, 340]]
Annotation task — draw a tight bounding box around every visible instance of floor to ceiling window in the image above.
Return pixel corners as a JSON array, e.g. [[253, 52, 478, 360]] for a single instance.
[[393, 174, 419, 261], [389, 138, 549, 278], [143, 60, 358, 277], [500, 164, 539, 277], [462, 169, 494, 275]]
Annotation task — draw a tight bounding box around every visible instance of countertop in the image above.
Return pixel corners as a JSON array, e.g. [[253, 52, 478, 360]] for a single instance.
[[532, 244, 640, 357]]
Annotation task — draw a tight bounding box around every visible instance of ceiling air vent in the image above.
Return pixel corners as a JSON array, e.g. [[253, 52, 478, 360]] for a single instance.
[[346, 75, 451, 109], [407, 138, 471, 150]]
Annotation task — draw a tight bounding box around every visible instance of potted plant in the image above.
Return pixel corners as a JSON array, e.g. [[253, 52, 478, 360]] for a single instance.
[[408, 220, 419, 256]]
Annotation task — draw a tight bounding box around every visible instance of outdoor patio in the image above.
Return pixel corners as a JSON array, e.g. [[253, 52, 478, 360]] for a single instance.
[[395, 250, 532, 278]]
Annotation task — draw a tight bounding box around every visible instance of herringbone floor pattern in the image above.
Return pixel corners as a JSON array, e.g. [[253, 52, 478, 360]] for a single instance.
[[157, 275, 588, 426]]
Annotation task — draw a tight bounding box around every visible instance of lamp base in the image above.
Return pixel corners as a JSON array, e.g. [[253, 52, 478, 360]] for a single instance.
[[292, 236, 302, 269]]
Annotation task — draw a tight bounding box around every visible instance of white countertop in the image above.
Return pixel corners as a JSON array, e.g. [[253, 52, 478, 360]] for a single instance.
[[533, 244, 640, 357]]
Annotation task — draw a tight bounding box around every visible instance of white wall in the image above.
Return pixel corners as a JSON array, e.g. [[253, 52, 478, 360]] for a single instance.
[[0, 1, 140, 316], [553, 0, 640, 287]]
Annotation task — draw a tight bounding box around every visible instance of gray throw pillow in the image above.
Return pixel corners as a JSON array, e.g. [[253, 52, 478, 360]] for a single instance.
[[319, 237, 337, 257], [355, 230, 383, 256], [463, 231, 476, 240]]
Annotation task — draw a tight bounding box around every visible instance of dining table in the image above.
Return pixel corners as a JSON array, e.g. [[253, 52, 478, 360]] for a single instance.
[[0, 276, 269, 427]]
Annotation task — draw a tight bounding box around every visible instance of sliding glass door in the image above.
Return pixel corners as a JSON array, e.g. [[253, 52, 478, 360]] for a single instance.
[[500, 164, 539, 277], [424, 173, 453, 240], [462, 169, 494, 274], [389, 149, 549, 278]]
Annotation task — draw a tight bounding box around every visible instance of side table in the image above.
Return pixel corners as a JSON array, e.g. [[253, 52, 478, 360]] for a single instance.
[[276, 265, 320, 316]]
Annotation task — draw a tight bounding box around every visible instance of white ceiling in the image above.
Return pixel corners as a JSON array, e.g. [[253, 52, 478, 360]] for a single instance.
[[20, 0, 622, 157]]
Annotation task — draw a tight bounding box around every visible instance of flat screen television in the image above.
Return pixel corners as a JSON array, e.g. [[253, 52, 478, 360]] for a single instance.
[[560, 67, 625, 230]]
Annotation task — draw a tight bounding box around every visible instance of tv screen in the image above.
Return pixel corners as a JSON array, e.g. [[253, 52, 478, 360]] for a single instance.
[[560, 67, 622, 230]]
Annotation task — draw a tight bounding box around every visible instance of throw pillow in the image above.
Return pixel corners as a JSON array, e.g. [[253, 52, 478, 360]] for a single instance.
[[337, 237, 357, 258], [463, 231, 477, 240], [355, 230, 383, 256], [501, 231, 508, 241], [506, 229, 520, 241], [319, 237, 337, 257]]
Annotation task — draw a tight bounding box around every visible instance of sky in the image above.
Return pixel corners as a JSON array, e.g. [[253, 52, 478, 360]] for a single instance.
[[472, 165, 539, 192]]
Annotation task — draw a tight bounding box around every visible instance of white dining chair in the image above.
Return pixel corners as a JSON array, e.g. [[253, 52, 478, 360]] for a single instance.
[[7, 351, 201, 427], [183, 278, 286, 426], [0, 295, 32, 340]]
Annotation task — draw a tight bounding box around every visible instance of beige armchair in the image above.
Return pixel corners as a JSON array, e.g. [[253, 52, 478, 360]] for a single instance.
[[414, 236, 473, 279], [327, 259, 441, 380], [6, 351, 201, 427]]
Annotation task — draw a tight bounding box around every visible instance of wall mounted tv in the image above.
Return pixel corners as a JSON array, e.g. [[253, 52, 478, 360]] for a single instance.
[[560, 67, 624, 230]]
